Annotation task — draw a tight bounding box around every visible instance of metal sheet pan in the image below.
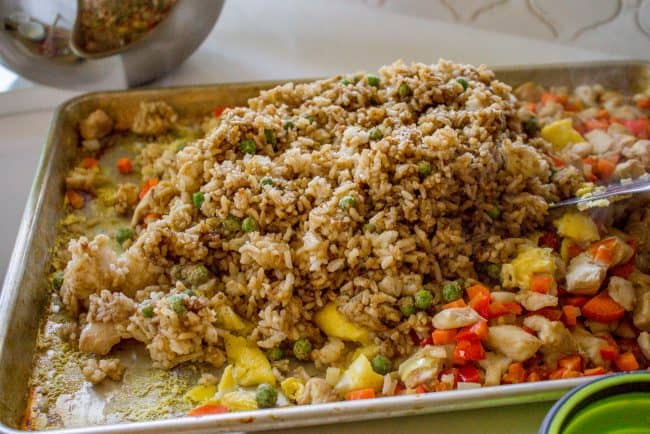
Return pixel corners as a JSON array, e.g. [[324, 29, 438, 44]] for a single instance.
[[1, 60, 648, 433]]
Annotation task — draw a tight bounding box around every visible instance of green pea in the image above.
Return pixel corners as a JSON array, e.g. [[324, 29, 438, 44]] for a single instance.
[[260, 176, 275, 187], [442, 281, 463, 303], [524, 117, 539, 136], [222, 215, 241, 233], [116, 227, 134, 245], [192, 192, 205, 209], [293, 338, 312, 360], [168, 294, 186, 314], [369, 128, 383, 141], [418, 161, 432, 178], [255, 383, 278, 408], [398, 83, 411, 98], [283, 120, 295, 130], [414, 289, 433, 310], [367, 74, 380, 87], [341, 78, 351, 85], [398, 296, 415, 317], [267, 347, 285, 361], [264, 129, 276, 146], [486, 263, 502, 281], [141, 303, 154, 318], [184, 289, 196, 297], [186, 264, 210, 286], [239, 139, 257, 155], [242, 217, 259, 233], [456, 78, 469, 90], [338, 195, 357, 211], [371, 354, 392, 375], [51, 271, 64, 291], [486, 206, 501, 220]]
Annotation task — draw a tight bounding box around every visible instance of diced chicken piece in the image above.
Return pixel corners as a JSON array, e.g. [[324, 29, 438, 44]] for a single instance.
[[432, 307, 483, 330], [633, 290, 650, 332], [486, 325, 541, 362], [614, 159, 645, 180], [515, 291, 558, 311], [605, 237, 635, 267], [638, 332, 650, 360], [60, 235, 123, 313], [502, 141, 550, 179], [79, 290, 136, 355], [574, 85, 599, 107], [132, 101, 178, 136], [114, 183, 139, 215], [478, 352, 511, 386], [622, 140, 650, 166], [514, 82, 544, 102], [585, 129, 614, 154], [571, 327, 608, 366], [565, 253, 607, 295], [607, 276, 636, 311], [81, 358, 125, 384], [117, 244, 164, 297], [65, 167, 107, 193], [490, 291, 517, 303], [626, 210, 650, 254], [79, 322, 122, 356], [79, 109, 113, 140], [296, 378, 337, 405], [398, 346, 447, 388], [523, 315, 578, 366], [562, 141, 593, 160]]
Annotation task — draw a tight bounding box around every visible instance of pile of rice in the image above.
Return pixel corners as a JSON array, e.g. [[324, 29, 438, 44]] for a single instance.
[[61, 60, 577, 369]]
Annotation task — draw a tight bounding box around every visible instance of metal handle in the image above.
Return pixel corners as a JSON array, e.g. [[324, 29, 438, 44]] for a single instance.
[[551, 177, 650, 208]]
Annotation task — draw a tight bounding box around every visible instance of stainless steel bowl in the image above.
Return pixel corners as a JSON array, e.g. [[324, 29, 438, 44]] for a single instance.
[[0, 0, 224, 90]]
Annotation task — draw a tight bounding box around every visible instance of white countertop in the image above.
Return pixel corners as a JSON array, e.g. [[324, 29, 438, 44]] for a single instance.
[[0, 0, 631, 432]]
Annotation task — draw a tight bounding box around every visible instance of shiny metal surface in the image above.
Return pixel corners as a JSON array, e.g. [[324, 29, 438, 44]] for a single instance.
[[551, 177, 650, 208], [0, 0, 224, 89], [0, 61, 648, 433]]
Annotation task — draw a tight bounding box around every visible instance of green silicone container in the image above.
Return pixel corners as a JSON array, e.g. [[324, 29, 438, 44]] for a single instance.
[[539, 372, 650, 434]]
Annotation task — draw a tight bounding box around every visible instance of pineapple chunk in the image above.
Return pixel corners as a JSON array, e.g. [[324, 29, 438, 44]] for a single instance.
[[224, 334, 276, 386], [334, 354, 384, 394], [560, 238, 580, 263], [217, 364, 237, 396], [220, 391, 258, 411], [185, 384, 216, 403], [314, 303, 369, 344], [348, 344, 380, 365], [215, 305, 253, 334], [505, 247, 556, 291], [554, 212, 600, 244], [541, 118, 585, 151]]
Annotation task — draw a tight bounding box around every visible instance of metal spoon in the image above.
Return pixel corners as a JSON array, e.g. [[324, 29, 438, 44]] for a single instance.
[[550, 177, 650, 209]]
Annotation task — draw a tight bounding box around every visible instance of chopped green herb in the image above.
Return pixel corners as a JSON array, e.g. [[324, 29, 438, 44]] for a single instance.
[[264, 129, 277, 146], [184, 289, 196, 297], [369, 128, 383, 141], [192, 191, 205, 209], [260, 176, 275, 187], [239, 139, 257, 154], [51, 271, 64, 291], [341, 78, 351, 85], [524, 117, 539, 136], [398, 82, 411, 98], [141, 303, 154, 318], [456, 78, 469, 90], [305, 115, 316, 123], [486, 263, 502, 281], [363, 223, 376, 233], [486, 206, 501, 220], [283, 120, 295, 130], [338, 195, 357, 211], [418, 161, 432, 177], [116, 227, 134, 245], [242, 216, 259, 233]]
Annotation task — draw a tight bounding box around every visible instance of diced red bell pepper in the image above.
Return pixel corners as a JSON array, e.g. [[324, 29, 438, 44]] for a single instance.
[[488, 302, 522, 318], [600, 345, 619, 361], [610, 261, 635, 279], [564, 296, 590, 307], [583, 367, 606, 376], [419, 335, 433, 347], [456, 320, 488, 341], [469, 293, 490, 318], [561, 305, 581, 327], [454, 339, 485, 363], [530, 274, 555, 294], [502, 362, 527, 384], [213, 106, 227, 117], [623, 119, 650, 138], [615, 352, 640, 371], [457, 365, 481, 383], [539, 231, 560, 251], [432, 329, 457, 345], [558, 354, 583, 372], [415, 384, 428, 394], [466, 284, 490, 301]]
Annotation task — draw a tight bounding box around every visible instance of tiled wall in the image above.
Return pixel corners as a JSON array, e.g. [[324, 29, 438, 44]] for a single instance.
[[356, 0, 650, 59]]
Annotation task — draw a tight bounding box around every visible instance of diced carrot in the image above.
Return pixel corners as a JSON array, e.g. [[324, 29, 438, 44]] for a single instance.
[[583, 367, 606, 376], [469, 293, 490, 318], [415, 384, 427, 394], [188, 404, 228, 417], [116, 157, 133, 174], [144, 212, 161, 225], [610, 262, 635, 279], [583, 118, 609, 132], [432, 329, 457, 345], [213, 106, 227, 117], [636, 98, 650, 110], [531, 274, 554, 294], [139, 178, 159, 199], [394, 382, 406, 395], [548, 154, 566, 168], [454, 339, 485, 363], [529, 307, 563, 321], [539, 231, 560, 250], [594, 246, 613, 266], [595, 158, 616, 180], [567, 243, 583, 260], [347, 388, 376, 400], [457, 320, 488, 341], [525, 102, 537, 113], [600, 345, 619, 361], [443, 299, 467, 309], [488, 302, 522, 318], [596, 109, 610, 120], [502, 362, 527, 384], [435, 381, 453, 392], [586, 173, 598, 182], [562, 305, 581, 327], [549, 368, 581, 380], [582, 292, 625, 323], [541, 92, 567, 106], [558, 354, 582, 372], [466, 284, 490, 301], [564, 296, 589, 307], [81, 157, 98, 169], [564, 100, 583, 112], [615, 352, 639, 371], [66, 190, 84, 209], [526, 371, 542, 382], [588, 238, 617, 257]]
